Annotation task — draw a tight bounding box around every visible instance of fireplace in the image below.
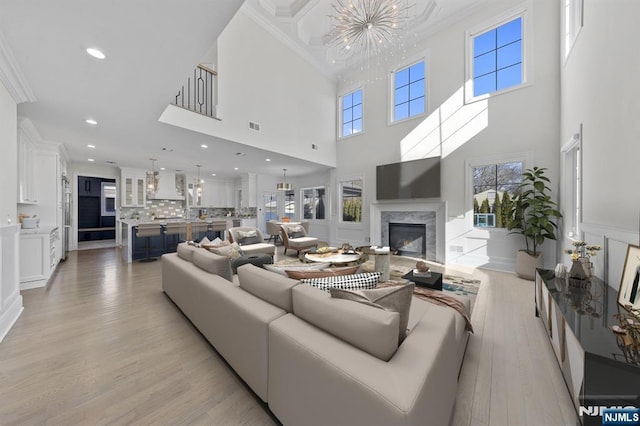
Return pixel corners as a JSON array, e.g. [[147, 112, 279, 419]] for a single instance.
[[371, 203, 444, 262], [389, 223, 426, 257]]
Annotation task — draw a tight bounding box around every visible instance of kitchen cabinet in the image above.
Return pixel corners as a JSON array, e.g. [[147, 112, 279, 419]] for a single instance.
[[17, 132, 38, 204], [186, 175, 202, 208], [78, 176, 102, 197], [240, 173, 257, 208], [120, 168, 146, 207], [19, 227, 59, 290]]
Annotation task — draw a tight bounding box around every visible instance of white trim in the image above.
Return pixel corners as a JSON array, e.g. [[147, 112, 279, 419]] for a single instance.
[[388, 55, 428, 125], [0, 224, 23, 343], [0, 31, 36, 104], [560, 128, 582, 239], [464, 1, 533, 104]]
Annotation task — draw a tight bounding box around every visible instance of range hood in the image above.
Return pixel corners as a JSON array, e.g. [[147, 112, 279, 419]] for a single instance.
[[146, 171, 185, 201]]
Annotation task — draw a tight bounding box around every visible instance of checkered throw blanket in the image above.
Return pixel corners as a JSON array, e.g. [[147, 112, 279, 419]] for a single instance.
[[379, 281, 474, 333]]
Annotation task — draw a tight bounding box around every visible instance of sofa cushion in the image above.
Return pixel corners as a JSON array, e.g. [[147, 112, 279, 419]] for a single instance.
[[292, 284, 399, 361], [285, 265, 360, 280], [192, 248, 233, 282], [237, 264, 300, 312], [210, 242, 243, 260], [177, 242, 197, 262], [237, 229, 261, 245], [301, 272, 381, 292], [285, 225, 305, 238], [330, 283, 415, 342], [264, 262, 330, 277]]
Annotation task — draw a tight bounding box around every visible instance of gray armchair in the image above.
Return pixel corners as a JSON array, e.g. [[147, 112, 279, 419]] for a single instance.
[[227, 226, 276, 256], [279, 224, 318, 256]]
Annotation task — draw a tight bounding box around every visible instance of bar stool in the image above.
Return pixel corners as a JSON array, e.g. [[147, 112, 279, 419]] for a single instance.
[[211, 220, 227, 240], [135, 223, 163, 262], [191, 222, 208, 242], [164, 222, 187, 252]]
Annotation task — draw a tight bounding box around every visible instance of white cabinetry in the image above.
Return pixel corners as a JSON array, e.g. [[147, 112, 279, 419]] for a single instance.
[[240, 173, 257, 208], [120, 168, 146, 207], [17, 131, 38, 204], [19, 227, 59, 290], [188, 178, 235, 208]]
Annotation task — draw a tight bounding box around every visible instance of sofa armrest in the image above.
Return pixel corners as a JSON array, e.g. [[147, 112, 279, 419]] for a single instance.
[[268, 308, 458, 426]]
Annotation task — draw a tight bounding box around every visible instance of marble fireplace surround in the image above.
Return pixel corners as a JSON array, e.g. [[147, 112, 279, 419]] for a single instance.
[[370, 201, 446, 264]]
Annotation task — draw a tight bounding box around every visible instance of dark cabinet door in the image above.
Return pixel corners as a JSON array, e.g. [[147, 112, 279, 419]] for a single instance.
[[78, 177, 102, 197]]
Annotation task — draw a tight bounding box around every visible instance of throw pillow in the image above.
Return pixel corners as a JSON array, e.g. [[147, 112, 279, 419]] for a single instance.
[[286, 225, 305, 239], [301, 272, 381, 293], [236, 229, 260, 245], [210, 242, 242, 260], [330, 283, 415, 342], [199, 236, 211, 245], [285, 265, 360, 280]]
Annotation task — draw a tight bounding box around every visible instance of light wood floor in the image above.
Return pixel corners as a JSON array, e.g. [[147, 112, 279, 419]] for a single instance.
[[0, 247, 579, 425]]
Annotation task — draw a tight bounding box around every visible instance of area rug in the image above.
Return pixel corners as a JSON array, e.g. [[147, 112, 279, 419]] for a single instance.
[[273, 254, 482, 312]]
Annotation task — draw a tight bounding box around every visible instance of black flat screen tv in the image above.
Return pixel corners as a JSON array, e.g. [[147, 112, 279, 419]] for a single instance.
[[376, 157, 441, 200]]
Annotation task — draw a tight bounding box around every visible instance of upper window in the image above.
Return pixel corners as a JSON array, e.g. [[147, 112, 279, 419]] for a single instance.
[[562, 132, 582, 238], [340, 179, 362, 223], [302, 187, 326, 220], [472, 161, 523, 228], [284, 190, 295, 220], [392, 61, 425, 122], [340, 89, 363, 137], [472, 16, 523, 97], [564, 0, 583, 60]]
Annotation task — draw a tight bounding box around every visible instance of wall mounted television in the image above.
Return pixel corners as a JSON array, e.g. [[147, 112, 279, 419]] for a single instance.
[[376, 157, 441, 200]]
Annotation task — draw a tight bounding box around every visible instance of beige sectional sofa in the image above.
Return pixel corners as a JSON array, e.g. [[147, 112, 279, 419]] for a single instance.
[[162, 243, 471, 425]]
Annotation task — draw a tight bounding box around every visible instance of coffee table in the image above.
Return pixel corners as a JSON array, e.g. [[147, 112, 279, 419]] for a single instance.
[[402, 270, 443, 291], [304, 251, 363, 266]]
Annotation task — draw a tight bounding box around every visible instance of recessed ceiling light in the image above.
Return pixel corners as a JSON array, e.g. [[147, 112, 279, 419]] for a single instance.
[[88, 158, 95, 162], [201, 144, 208, 148], [265, 158, 271, 162], [85, 119, 98, 125], [87, 144, 96, 148], [211, 173, 216, 177], [234, 167, 239, 170], [86, 48, 105, 59], [160, 167, 165, 170]]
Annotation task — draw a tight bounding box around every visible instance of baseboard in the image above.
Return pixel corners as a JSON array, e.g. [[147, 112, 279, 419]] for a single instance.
[[0, 293, 24, 343]]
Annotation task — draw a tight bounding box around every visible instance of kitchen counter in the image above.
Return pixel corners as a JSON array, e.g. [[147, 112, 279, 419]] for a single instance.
[[20, 225, 58, 235], [119, 218, 256, 263]]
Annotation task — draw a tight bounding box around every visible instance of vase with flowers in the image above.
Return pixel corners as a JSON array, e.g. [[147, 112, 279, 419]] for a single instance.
[[565, 241, 602, 281]]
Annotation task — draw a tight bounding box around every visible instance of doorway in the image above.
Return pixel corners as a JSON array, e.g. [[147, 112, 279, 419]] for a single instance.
[[77, 176, 117, 250]]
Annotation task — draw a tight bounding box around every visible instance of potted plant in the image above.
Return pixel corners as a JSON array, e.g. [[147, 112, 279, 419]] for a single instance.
[[507, 166, 562, 280]]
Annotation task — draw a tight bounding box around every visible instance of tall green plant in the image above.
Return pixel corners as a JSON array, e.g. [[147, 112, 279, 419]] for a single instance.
[[506, 167, 562, 256]]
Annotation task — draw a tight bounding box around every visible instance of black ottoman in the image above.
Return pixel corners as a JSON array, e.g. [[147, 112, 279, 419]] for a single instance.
[[231, 254, 274, 274]]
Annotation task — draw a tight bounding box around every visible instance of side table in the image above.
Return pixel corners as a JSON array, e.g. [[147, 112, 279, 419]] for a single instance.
[[402, 270, 443, 291]]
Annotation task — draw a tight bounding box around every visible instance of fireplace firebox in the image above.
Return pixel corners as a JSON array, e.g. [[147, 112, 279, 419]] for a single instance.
[[388, 223, 426, 258]]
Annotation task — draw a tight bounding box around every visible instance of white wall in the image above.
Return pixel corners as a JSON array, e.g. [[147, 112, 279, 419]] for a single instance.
[[160, 7, 338, 168], [336, 0, 561, 271], [0, 81, 22, 342], [0, 81, 17, 224], [560, 0, 640, 287]]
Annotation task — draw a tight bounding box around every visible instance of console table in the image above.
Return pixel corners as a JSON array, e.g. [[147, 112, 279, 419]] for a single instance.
[[535, 269, 640, 426]]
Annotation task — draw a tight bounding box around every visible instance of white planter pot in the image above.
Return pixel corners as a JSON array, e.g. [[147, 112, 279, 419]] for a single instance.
[[515, 250, 544, 281]]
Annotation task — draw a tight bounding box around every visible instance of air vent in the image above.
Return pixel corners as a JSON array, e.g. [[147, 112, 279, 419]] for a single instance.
[[249, 121, 261, 131]]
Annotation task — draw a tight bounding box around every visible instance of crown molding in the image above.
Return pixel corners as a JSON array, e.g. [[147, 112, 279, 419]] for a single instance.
[[240, 3, 336, 81], [0, 31, 35, 104]]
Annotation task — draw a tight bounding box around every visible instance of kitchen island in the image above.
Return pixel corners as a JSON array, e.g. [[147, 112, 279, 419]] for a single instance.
[[119, 217, 257, 263]]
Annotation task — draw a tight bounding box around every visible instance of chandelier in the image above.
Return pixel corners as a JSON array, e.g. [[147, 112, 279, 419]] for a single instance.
[[326, 0, 415, 62], [276, 169, 292, 191]]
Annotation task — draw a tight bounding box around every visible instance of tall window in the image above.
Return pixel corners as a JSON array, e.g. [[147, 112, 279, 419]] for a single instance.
[[284, 190, 295, 220], [340, 179, 362, 223], [302, 187, 326, 220], [562, 132, 582, 238], [472, 161, 523, 228], [263, 192, 277, 221], [564, 0, 583, 60], [392, 60, 425, 122], [340, 89, 363, 137], [472, 16, 523, 97]]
